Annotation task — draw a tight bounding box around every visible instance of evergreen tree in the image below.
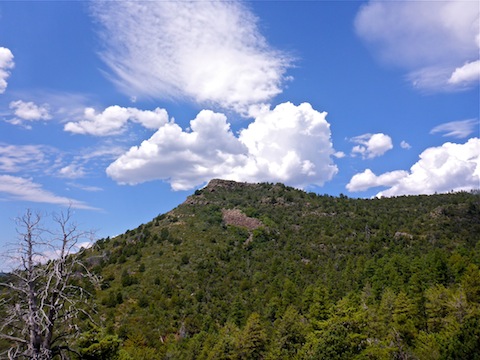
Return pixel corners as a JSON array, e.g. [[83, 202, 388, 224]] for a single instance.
[[236, 313, 267, 360]]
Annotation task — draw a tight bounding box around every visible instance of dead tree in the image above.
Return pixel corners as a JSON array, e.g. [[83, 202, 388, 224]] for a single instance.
[[0, 208, 99, 359]]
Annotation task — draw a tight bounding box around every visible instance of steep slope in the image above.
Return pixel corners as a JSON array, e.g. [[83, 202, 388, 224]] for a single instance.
[[81, 180, 480, 359]]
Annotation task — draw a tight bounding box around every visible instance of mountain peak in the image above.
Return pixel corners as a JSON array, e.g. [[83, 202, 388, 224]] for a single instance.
[[205, 178, 257, 191]]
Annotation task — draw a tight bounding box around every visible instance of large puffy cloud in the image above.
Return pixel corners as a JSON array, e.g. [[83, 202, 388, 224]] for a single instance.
[[106, 102, 337, 190], [347, 138, 480, 197], [355, 1, 479, 91], [91, 1, 291, 115], [350, 133, 393, 159], [107, 110, 247, 190], [0, 47, 14, 93], [64, 106, 169, 136], [0, 175, 97, 210], [430, 119, 478, 139], [238, 102, 337, 186]]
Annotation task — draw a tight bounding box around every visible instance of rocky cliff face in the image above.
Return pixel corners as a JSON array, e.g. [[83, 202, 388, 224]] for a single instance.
[[204, 179, 259, 192]]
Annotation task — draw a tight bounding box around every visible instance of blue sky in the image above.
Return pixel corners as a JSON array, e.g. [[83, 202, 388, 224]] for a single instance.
[[0, 1, 479, 262]]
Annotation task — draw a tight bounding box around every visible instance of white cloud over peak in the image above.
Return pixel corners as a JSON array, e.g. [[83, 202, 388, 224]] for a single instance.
[[91, 1, 291, 115], [107, 110, 247, 190], [355, 1, 480, 91], [347, 138, 480, 197], [106, 102, 337, 191], [350, 133, 393, 159], [0, 175, 97, 210], [238, 102, 337, 186], [430, 119, 479, 139], [0, 47, 14, 94], [64, 106, 169, 136]]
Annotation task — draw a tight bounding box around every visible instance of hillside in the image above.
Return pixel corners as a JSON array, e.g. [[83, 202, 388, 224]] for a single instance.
[[4, 180, 480, 359]]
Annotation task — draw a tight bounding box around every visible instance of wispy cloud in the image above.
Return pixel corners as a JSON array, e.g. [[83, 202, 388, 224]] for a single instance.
[[54, 144, 128, 179], [0, 47, 14, 94], [106, 102, 338, 190], [0, 175, 99, 210], [67, 182, 103, 192], [91, 1, 292, 115], [58, 164, 86, 179], [347, 138, 480, 196], [355, 1, 479, 91], [0, 142, 125, 184], [0, 144, 56, 173], [430, 118, 478, 139]]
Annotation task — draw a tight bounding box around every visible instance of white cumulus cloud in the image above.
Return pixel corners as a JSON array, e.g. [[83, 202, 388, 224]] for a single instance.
[[0, 175, 97, 210], [347, 138, 480, 196], [350, 133, 393, 159], [106, 102, 337, 190], [0, 47, 14, 94], [91, 1, 292, 115], [448, 60, 480, 85], [9, 100, 51, 121], [355, 0, 480, 91], [7, 100, 51, 128], [430, 118, 479, 139], [238, 102, 337, 186], [64, 106, 169, 136], [346, 169, 408, 192]]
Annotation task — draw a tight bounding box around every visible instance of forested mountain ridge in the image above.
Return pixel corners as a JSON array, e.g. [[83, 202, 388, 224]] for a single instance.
[[3, 180, 480, 359]]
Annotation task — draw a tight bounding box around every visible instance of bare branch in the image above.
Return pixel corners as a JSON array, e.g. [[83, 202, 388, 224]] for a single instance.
[[0, 208, 98, 359]]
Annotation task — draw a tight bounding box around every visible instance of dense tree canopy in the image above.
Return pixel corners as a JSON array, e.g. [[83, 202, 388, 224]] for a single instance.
[[2, 181, 479, 359]]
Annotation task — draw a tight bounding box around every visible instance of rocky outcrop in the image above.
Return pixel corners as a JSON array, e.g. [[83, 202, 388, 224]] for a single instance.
[[222, 208, 263, 230]]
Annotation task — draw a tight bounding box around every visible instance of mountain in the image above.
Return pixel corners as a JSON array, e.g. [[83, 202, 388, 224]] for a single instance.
[[7, 180, 480, 359]]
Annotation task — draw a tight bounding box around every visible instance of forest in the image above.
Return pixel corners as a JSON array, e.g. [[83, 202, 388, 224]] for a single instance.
[[1, 179, 479, 359]]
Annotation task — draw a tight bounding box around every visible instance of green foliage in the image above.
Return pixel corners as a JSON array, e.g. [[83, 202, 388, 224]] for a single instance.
[[443, 313, 480, 359], [36, 182, 480, 359], [462, 264, 480, 303], [76, 329, 121, 360], [269, 305, 307, 358], [237, 313, 267, 359]]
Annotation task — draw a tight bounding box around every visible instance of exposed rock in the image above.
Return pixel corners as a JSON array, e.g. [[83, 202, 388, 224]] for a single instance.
[[222, 208, 263, 230], [206, 179, 257, 192]]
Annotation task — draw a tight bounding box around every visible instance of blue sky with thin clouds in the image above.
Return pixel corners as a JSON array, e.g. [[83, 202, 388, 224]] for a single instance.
[[0, 1, 478, 262]]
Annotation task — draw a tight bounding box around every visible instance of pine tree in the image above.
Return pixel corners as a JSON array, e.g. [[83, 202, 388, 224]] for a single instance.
[[236, 313, 267, 360]]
